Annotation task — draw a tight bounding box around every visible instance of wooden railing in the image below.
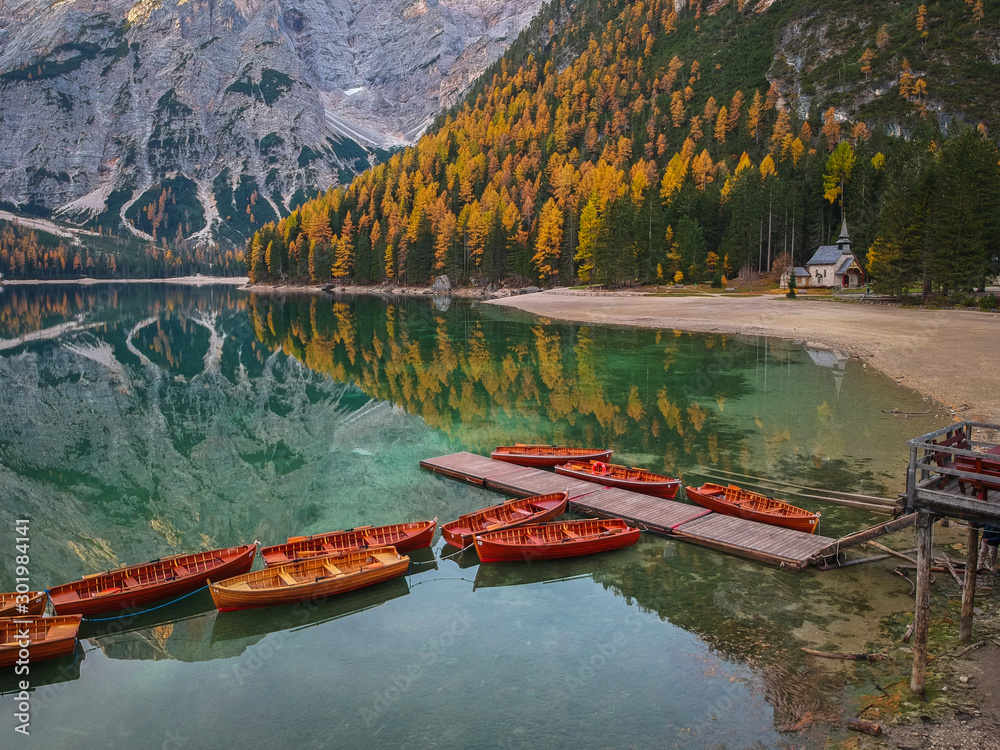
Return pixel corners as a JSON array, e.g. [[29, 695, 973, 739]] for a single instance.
[[905, 421, 1000, 521]]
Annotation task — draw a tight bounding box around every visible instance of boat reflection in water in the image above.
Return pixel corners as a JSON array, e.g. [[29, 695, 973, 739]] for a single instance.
[[82, 590, 252, 664], [471, 542, 644, 590], [82, 570, 415, 664], [0, 644, 84, 696], [210, 575, 411, 645]]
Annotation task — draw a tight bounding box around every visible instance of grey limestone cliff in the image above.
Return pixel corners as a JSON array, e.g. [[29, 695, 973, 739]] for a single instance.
[[0, 0, 544, 243]]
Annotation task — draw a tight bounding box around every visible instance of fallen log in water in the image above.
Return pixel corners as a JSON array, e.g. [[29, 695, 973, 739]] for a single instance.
[[817, 553, 892, 571], [847, 718, 883, 736], [868, 541, 918, 565], [941, 556, 963, 587], [801, 648, 892, 662]]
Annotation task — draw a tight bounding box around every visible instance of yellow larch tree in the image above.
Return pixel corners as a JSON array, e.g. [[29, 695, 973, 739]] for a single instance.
[[746, 90, 763, 138], [660, 152, 688, 205], [692, 149, 714, 191], [714, 106, 728, 143], [532, 198, 564, 281]]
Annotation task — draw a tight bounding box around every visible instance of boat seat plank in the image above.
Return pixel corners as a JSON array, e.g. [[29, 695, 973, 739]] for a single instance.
[[278, 572, 298, 586]]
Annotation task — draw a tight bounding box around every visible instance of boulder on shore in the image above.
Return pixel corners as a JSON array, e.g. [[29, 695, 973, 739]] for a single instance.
[[431, 275, 452, 294]]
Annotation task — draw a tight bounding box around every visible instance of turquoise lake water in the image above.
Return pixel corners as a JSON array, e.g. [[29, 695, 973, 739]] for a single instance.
[[0, 284, 947, 748]]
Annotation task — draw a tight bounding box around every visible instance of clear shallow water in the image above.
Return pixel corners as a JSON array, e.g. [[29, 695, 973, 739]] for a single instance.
[[0, 285, 946, 748]]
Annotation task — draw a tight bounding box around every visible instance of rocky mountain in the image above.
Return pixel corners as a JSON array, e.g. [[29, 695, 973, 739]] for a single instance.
[[0, 0, 545, 245]]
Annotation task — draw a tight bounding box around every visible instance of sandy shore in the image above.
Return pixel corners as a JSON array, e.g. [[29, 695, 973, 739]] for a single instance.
[[488, 290, 1000, 422]]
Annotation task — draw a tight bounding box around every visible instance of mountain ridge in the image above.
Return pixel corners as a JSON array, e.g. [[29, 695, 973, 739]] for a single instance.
[[0, 0, 547, 245]]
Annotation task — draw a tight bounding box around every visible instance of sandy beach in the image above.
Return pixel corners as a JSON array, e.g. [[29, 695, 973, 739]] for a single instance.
[[488, 290, 1000, 422]]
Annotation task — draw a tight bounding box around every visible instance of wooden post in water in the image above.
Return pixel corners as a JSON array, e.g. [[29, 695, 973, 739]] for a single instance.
[[960, 525, 980, 643], [911, 512, 934, 696]]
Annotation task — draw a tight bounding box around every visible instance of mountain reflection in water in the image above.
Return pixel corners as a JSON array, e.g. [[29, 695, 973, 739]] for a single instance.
[[0, 284, 948, 749]]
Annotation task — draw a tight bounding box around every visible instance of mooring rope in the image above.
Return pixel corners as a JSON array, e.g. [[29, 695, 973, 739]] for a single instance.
[[50, 584, 213, 623]]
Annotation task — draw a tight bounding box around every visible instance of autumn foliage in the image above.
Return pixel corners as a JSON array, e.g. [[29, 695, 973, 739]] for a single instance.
[[246, 0, 999, 292]]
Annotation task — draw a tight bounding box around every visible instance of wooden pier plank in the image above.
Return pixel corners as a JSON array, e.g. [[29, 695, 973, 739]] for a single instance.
[[421, 452, 836, 570], [485, 468, 601, 501], [571, 488, 711, 531], [420, 452, 530, 486], [673, 514, 832, 570]]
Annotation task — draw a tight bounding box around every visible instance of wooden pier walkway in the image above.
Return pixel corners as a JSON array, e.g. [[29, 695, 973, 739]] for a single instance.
[[420, 452, 836, 571]]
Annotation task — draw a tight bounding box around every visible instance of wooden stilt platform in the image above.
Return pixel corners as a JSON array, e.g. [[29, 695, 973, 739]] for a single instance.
[[420, 452, 836, 571]]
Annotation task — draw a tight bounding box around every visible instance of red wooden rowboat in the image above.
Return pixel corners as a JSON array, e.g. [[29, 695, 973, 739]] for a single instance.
[[491, 444, 613, 468], [0, 615, 83, 668], [0, 591, 46, 618], [209, 547, 409, 612], [685, 483, 820, 534], [474, 518, 640, 563], [48, 543, 258, 616], [260, 519, 437, 566], [441, 492, 568, 549], [554, 460, 681, 499]]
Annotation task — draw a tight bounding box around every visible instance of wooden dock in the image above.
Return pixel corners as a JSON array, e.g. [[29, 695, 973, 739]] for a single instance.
[[420, 452, 836, 570]]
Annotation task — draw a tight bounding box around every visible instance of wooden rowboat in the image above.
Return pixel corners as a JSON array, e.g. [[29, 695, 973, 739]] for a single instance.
[[685, 483, 820, 534], [261, 518, 437, 566], [441, 492, 568, 549], [0, 615, 83, 668], [48, 543, 258, 616], [0, 591, 46, 618], [474, 518, 640, 563], [491, 444, 613, 468], [209, 547, 410, 612], [554, 460, 681, 499]]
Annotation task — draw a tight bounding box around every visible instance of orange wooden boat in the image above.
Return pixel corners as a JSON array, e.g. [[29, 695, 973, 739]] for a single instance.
[[48, 543, 258, 616], [209, 547, 410, 612], [261, 519, 437, 566], [441, 492, 569, 549], [685, 483, 820, 534], [0, 591, 46, 618], [491, 444, 613, 468], [474, 518, 640, 563], [554, 460, 681, 499], [0, 615, 83, 668]]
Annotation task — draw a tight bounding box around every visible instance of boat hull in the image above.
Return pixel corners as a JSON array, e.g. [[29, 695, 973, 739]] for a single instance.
[[554, 463, 680, 499], [474, 520, 640, 563], [261, 519, 436, 566], [684, 484, 819, 534], [491, 446, 613, 468], [210, 548, 410, 612], [48, 544, 258, 616], [0, 591, 46, 618], [0, 615, 82, 668], [441, 493, 568, 549]]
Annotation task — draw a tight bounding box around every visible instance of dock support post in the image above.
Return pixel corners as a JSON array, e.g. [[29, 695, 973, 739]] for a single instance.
[[911, 512, 933, 696], [960, 525, 979, 643]]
